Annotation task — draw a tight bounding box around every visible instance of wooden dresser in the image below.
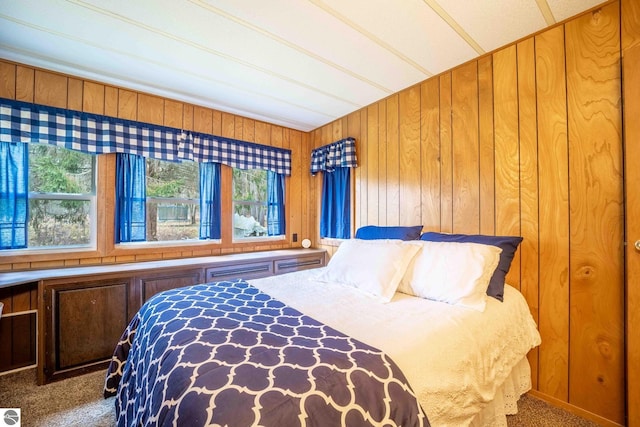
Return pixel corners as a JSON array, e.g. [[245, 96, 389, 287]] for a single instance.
[[0, 249, 326, 384]]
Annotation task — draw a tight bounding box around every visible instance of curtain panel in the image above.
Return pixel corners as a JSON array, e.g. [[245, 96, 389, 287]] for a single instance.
[[320, 167, 350, 239], [266, 171, 285, 236], [199, 162, 222, 240], [0, 98, 292, 175], [310, 137, 357, 175], [311, 137, 357, 239], [0, 142, 28, 249], [115, 153, 146, 243]]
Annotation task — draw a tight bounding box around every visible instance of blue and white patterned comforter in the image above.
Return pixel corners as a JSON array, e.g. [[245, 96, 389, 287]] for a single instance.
[[104, 279, 428, 427]]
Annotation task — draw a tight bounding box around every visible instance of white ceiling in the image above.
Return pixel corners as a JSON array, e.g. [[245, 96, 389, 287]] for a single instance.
[[0, 0, 606, 132]]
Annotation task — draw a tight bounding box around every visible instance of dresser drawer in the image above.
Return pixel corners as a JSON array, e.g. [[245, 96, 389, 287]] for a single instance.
[[274, 253, 326, 274], [206, 261, 274, 282]]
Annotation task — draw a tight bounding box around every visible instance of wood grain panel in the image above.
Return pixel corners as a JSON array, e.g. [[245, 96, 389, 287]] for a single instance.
[[137, 94, 164, 125], [67, 78, 83, 111], [243, 118, 255, 142], [420, 78, 440, 231], [358, 109, 368, 230], [399, 85, 422, 226], [34, 71, 67, 108], [439, 73, 453, 233], [624, 43, 640, 427], [366, 103, 380, 225], [255, 122, 270, 145], [377, 100, 387, 225], [221, 113, 235, 138], [213, 111, 222, 135], [271, 126, 283, 148], [535, 25, 570, 402], [104, 86, 118, 117], [289, 129, 302, 245], [565, 5, 624, 423], [516, 37, 540, 388], [347, 111, 361, 237], [117, 89, 137, 120], [386, 95, 400, 225], [452, 62, 479, 234], [0, 61, 16, 99], [15, 66, 34, 102], [164, 100, 183, 128], [478, 56, 495, 236], [193, 106, 213, 134], [622, 0, 640, 51], [235, 117, 244, 140], [493, 45, 521, 254], [83, 82, 105, 114]]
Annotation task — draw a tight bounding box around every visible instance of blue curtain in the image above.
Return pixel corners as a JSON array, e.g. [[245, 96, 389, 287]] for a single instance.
[[0, 142, 28, 249], [199, 162, 221, 240], [320, 167, 350, 239], [115, 153, 146, 243], [267, 171, 285, 236]]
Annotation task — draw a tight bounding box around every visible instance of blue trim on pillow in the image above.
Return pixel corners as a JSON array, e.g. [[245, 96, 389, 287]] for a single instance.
[[355, 225, 423, 241], [419, 232, 523, 301]]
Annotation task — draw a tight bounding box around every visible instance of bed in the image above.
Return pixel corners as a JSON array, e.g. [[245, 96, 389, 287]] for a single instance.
[[104, 234, 541, 427]]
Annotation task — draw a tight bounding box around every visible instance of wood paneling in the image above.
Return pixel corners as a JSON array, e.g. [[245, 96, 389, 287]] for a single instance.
[[314, 3, 627, 424], [565, 5, 624, 423], [386, 95, 400, 225], [34, 71, 67, 108], [439, 73, 453, 232], [536, 24, 571, 403], [478, 56, 495, 236], [366, 103, 379, 225], [516, 37, 540, 388], [452, 62, 479, 234], [420, 78, 440, 231], [624, 44, 640, 427], [399, 85, 422, 227]]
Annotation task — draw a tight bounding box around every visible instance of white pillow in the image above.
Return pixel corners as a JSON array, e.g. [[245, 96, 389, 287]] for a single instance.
[[316, 239, 422, 302], [398, 241, 501, 311]]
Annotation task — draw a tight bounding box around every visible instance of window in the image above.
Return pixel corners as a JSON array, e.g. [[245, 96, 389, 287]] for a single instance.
[[232, 169, 268, 239], [145, 158, 200, 242], [28, 144, 96, 249]]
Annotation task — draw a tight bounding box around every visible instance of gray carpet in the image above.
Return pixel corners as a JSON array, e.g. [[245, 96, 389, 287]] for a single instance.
[[0, 368, 601, 426]]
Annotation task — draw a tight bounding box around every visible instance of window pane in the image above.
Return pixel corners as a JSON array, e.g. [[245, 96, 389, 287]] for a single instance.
[[26, 144, 95, 249], [146, 158, 199, 242], [233, 169, 267, 238], [29, 144, 94, 194], [28, 199, 91, 247]]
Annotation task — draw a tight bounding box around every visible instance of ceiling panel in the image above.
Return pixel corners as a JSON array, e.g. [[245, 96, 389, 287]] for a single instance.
[[0, 0, 609, 131]]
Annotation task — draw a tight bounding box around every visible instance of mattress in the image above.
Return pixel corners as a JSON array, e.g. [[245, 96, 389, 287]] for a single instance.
[[250, 268, 542, 426]]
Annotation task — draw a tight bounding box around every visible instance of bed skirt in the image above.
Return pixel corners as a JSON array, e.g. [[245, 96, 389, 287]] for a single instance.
[[469, 356, 533, 426]]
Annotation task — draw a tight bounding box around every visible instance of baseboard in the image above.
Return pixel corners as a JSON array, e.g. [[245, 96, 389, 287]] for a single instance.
[[527, 390, 624, 427]]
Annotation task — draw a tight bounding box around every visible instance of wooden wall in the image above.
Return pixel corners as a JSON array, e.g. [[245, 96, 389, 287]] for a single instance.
[[315, 2, 627, 425], [0, 60, 315, 316]]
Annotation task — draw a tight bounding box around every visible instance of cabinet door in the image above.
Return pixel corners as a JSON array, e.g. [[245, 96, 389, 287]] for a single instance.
[[136, 268, 204, 303], [274, 253, 326, 275], [206, 261, 274, 282], [42, 277, 131, 383]]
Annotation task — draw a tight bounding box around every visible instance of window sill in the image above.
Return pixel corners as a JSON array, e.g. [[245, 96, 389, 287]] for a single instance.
[[232, 235, 286, 244], [115, 239, 222, 250]]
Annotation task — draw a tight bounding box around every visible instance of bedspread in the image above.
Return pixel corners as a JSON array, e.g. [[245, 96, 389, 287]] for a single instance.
[[104, 279, 428, 427]]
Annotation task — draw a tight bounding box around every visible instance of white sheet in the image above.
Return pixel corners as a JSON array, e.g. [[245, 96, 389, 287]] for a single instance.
[[250, 268, 542, 427]]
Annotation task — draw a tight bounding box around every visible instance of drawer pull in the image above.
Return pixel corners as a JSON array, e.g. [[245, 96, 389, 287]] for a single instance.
[[209, 265, 270, 278], [278, 259, 322, 269]]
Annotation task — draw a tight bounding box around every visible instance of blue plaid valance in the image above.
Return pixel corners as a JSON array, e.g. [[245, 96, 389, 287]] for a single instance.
[[0, 98, 291, 175], [310, 137, 357, 175]]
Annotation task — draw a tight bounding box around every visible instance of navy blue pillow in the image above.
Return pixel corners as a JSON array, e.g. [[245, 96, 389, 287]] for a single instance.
[[419, 232, 523, 302], [355, 225, 423, 241]]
